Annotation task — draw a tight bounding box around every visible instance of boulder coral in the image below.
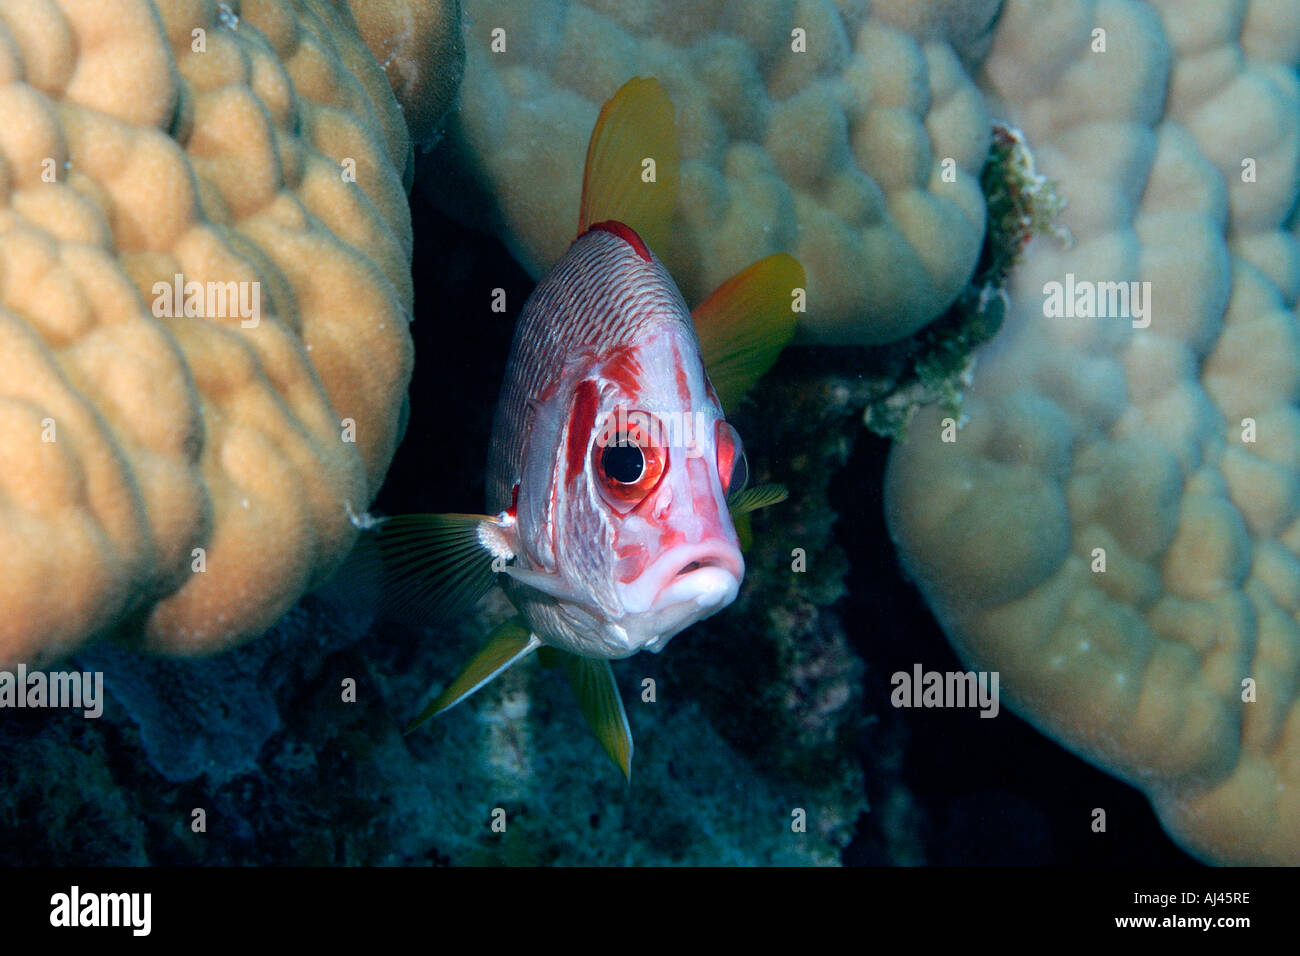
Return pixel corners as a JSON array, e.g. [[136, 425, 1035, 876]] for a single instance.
[[0, 0, 448, 666], [344, 0, 463, 150], [426, 0, 999, 345], [887, 0, 1300, 864]]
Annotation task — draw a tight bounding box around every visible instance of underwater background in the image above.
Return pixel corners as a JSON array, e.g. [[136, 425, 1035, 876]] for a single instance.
[[3, 0, 1297, 867], [0, 189, 1197, 866]]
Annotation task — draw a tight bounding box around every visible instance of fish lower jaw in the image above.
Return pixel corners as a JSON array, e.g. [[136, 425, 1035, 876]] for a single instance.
[[654, 566, 739, 614], [525, 558, 742, 659], [613, 568, 741, 653]]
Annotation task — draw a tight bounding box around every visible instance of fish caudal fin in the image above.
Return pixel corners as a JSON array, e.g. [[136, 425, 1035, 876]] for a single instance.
[[560, 653, 634, 782], [406, 616, 540, 731], [693, 254, 806, 411], [578, 77, 680, 256], [345, 513, 505, 627]]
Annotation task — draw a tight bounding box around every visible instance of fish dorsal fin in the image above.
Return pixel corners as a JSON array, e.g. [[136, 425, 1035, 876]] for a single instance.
[[406, 616, 540, 731], [559, 652, 634, 782], [578, 77, 680, 256], [693, 254, 805, 411], [342, 513, 505, 627]]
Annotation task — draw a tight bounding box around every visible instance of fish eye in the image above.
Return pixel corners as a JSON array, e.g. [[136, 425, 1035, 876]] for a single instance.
[[602, 441, 645, 484], [593, 411, 667, 511], [715, 421, 748, 496]]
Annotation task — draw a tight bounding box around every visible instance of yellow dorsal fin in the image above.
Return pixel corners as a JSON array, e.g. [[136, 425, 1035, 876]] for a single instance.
[[693, 254, 806, 411], [578, 77, 680, 256]]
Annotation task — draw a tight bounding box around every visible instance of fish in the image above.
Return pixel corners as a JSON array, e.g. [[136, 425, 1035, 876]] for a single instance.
[[354, 77, 805, 780]]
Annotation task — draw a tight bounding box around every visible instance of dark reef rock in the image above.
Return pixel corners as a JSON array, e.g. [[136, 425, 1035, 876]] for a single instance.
[[73, 594, 368, 786]]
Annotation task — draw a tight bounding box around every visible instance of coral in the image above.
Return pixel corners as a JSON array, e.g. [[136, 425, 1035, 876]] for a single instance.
[[861, 122, 1067, 439], [423, 0, 999, 344], [0, 0, 420, 665], [886, 0, 1300, 864], [345, 0, 465, 149]]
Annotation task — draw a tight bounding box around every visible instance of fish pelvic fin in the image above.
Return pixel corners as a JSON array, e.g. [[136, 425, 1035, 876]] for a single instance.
[[693, 254, 806, 410], [577, 76, 680, 257], [405, 616, 541, 732], [559, 652, 634, 783], [343, 512, 512, 627]]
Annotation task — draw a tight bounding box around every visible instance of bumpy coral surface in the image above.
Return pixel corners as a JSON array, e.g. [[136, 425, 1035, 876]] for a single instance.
[[0, 0, 416, 665], [427, 0, 999, 345], [887, 0, 1300, 863], [344, 0, 464, 149]]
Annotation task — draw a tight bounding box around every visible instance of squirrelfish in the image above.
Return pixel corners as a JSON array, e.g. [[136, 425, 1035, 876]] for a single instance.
[[360, 78, 804, 778]]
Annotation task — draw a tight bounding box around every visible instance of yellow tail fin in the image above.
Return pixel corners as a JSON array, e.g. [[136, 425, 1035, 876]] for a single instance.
[[578, 77, 680, 257]]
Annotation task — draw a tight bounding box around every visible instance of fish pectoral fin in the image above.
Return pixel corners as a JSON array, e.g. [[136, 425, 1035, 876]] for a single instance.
[[577, 77, 679, 256], [693, 254, 806, 411], [728, 484, 788, 552], [344, 512, 510, 627], [405, 617, 540, 732], [727, 482, 789, 517], [560, 653, 634, 783]]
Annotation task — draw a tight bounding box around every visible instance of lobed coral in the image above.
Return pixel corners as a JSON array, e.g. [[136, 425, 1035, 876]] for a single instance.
[[344, 0, 464, 150], [425, 0, 999, 344], [0, 0, 423, 666], [886, 0, 1300, 863]]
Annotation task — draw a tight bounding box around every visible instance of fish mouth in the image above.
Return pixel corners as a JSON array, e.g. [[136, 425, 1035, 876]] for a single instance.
[[610, 541, 744, 654], [631, 542, 744, 614]]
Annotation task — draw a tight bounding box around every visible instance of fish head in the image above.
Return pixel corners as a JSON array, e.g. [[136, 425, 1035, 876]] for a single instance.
[[513, 322, 747, 659]]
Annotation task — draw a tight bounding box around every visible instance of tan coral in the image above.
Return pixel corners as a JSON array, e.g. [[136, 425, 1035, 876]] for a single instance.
[[427, 0, 997, 345], [344, 0, 463, 149], [886, 0, 1300, 863], [0, 0, 418, 664]]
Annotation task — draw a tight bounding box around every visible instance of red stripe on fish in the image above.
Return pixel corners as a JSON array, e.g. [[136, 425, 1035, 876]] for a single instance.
[[614, 543, 649, 583], [587, 220, 651, 262], [672, 341, 692, 410], [614, 525, 688, 583], [566, 379, 600, 486], [601, 346, 643, 394], [685, 453, 721, 527]]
